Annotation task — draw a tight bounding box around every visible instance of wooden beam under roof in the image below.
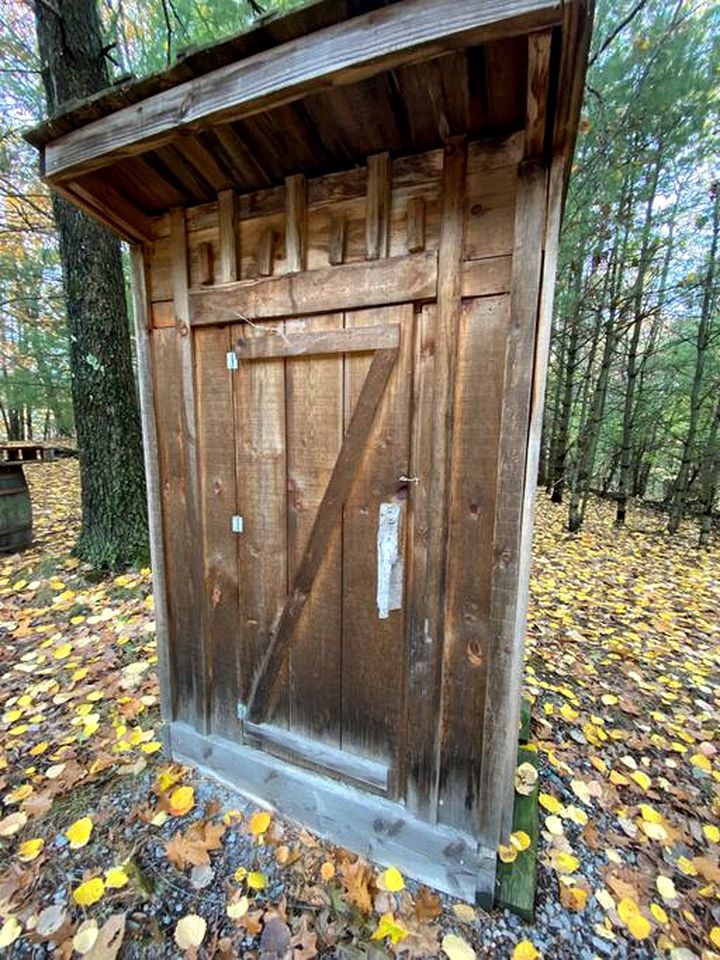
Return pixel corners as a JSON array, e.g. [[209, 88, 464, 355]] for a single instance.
[[42, 0, 563, 184]]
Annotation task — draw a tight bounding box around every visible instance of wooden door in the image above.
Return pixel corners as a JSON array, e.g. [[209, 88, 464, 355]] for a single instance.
[[225, 303, 414, 794]]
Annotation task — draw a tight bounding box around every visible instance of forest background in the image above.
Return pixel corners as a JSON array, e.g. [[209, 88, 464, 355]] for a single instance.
[[0, 0, 719, 546]]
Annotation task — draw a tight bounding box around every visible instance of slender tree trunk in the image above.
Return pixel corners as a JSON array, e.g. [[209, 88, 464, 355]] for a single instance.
[[34, 0, 148, 568], [567, 215, 628, 533], [616, 153, 662, 525], [668, 185, 719, 533], [0, 402, 10, 440], [550, 264, 583, 503], [698, 390, 720, 547]]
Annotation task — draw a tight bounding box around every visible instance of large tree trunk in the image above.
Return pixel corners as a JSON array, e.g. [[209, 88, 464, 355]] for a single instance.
[[34, 0, 148, 568]]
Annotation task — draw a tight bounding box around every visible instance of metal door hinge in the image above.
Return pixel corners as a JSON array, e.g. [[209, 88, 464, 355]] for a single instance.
[[226, 350, 238, 371], [231, 514, 244, 534]]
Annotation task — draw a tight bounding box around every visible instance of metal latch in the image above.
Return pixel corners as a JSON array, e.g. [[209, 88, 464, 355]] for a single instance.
[[226, 351, 238, 371], [231, 515, 244, 534]]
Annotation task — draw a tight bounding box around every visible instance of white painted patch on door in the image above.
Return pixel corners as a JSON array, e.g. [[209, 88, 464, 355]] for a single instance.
[[377, 502, 403, 619]]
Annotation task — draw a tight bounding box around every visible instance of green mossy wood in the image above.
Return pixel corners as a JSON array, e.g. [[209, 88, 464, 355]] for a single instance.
[[497, 744, 540, 920]]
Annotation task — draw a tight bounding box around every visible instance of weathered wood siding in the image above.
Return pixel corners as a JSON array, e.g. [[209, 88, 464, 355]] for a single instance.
[[146, 132, 534, 836]]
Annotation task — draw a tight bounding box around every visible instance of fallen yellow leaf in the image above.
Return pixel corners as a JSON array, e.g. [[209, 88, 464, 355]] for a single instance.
[[227, 896, 249, 920], [372, 914, 409, 946], [73, 877, 105, 907], [72, 920, 99, 954], [105, 867, 129, 889], [66, 815, 93, 849], [512, 940, 540, 960], [655, 875, 677, 902], [510, 830, 531, 852], [17, 837, 44, 862], [0, 917, 22, 948], [498, 843, 517, 864], [168, 785, 195, 817], [617, 897, 651, 940], [174, 914, 207, 950], [631, 770, 651, 791], [247, 871, 266, 890], [441, 932, 476, 959], [703, 823, 719, 843], [539, 793, 563, 814], [249, 810, 271, 835], [382, 866, 405, 891]]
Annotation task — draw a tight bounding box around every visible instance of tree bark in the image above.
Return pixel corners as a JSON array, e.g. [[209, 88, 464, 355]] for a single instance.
[[616, 150, 662, 525], [567, 207, 629, 534], [698, 389, 720, 548], [668, 185, 719, 534], [549, 261, 583, 503], [34, 0, 148, 568]]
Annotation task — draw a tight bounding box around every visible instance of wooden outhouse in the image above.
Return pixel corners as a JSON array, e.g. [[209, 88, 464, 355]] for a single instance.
[[27, 0, 593, 903]]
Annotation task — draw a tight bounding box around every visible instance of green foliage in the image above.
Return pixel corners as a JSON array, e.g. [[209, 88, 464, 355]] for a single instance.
[[547, 0, 720, 523], [1, 0, 295, 442]]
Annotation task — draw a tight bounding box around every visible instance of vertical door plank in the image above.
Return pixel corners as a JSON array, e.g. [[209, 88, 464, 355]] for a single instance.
[[195, 325, 241, 738], [130, 247, 173, 733], [365, 153, 391, 260], [217, 189, 238, 283], [477, 162, 547, 855], [286, 313, 344, 745], [403, 302, 435, 812], [438, 294, 510, 832], [286, 174, 308, 273], [341, 303, 413, 766], [233, 319, 289, 726], [405, 137, 466, 820], [166, 207, 207, 732]]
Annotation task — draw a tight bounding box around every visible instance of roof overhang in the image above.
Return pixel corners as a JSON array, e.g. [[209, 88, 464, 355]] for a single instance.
[[25, 0, 593, 242]]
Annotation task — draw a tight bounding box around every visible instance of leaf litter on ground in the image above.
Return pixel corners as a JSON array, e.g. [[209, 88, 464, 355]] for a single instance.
[[0, 462, 717, 958]]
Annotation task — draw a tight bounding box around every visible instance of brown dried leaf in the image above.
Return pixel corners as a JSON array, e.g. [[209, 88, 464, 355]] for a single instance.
[[291, 915, 317, 960], [85, 913, 126, 960], [339, 858, 373, 914], [414, 886, 442, 922]]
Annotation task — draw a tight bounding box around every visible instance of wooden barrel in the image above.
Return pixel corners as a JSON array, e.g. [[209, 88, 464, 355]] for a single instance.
[[0, 464, 32, 552]]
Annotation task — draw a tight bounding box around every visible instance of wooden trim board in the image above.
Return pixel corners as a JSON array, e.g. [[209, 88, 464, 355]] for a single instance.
[[243, 720, 389, 793], [44, 0, 563, 182], [169, 721, 492, 902], [189, 253, 512, 326], [190, 253, 438, 324], [235, 323, 399, 360]]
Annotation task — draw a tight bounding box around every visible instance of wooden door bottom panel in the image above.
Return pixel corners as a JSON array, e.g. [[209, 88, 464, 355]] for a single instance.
[[170, 721, 493, 902], [243, 720, 389, 794]]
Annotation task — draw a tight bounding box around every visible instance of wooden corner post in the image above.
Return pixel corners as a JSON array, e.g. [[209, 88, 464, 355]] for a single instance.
[[476, 28, 553, 904], [169, 207, 210, 734], [130, 245, 174, 746]]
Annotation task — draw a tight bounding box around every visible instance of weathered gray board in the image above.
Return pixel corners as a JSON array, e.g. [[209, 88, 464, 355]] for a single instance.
[[170, 721, 493, 901]]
